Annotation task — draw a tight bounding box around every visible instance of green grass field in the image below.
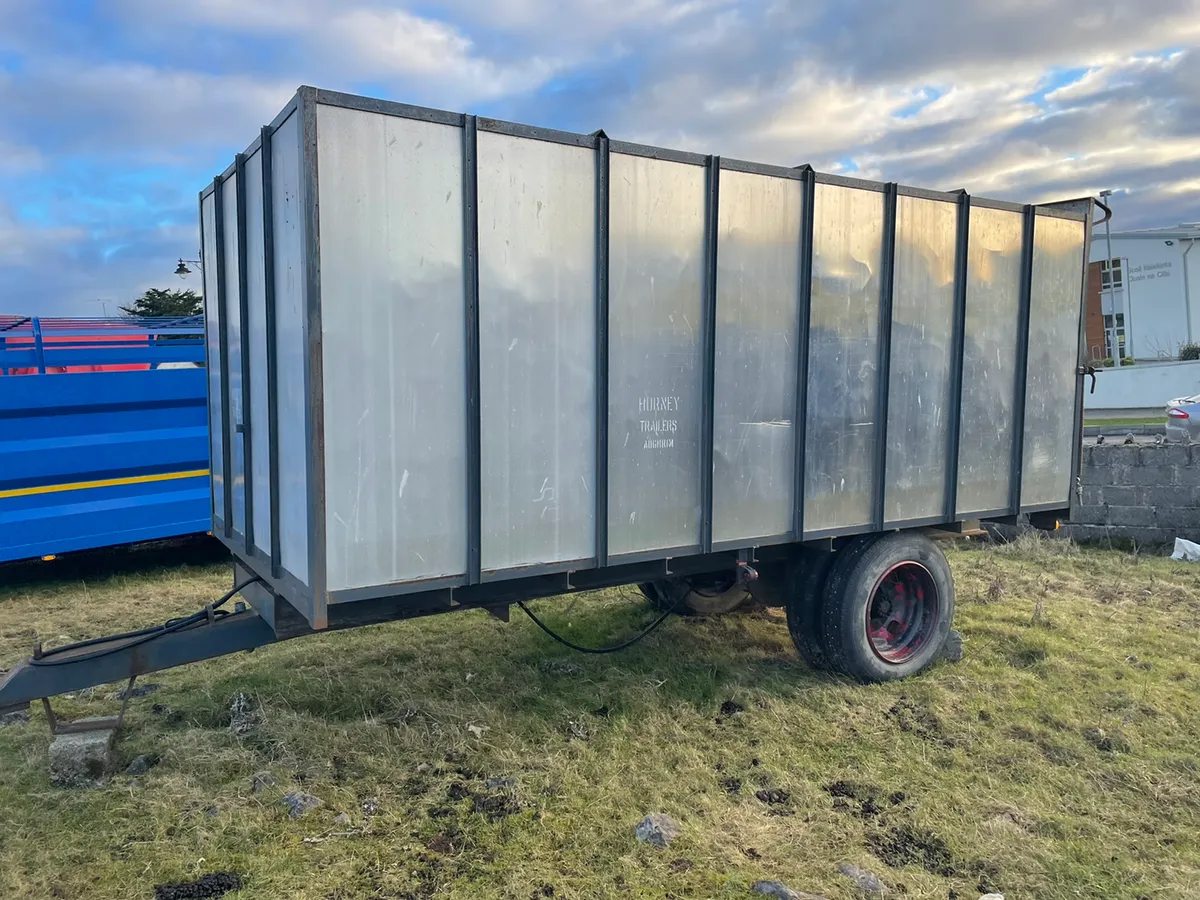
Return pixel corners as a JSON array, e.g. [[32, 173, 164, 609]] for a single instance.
[[1, 535, 1199, 899]]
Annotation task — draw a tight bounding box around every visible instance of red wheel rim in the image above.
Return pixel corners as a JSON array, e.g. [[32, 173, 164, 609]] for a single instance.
[[865, 561, 939, 664]]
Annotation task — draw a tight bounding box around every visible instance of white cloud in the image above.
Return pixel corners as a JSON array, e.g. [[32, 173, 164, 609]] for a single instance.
[[4, 0, 1200, 317], [0, 61, 295, 160], [326, 8, 561, 100]]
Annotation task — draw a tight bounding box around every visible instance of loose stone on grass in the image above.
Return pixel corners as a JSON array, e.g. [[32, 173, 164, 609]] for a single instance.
[[941, 630, 964, 662], [837, 863, 885, 896], [228, 691, 262, 736], [282, 791, 323, 818], [635, 813, 680, 847], [125, 754, 160, 776], [752, 880, 828, 900], [0, 708, 30, 727], [251, 771, 276, 793], [106, 682, 162, 701]]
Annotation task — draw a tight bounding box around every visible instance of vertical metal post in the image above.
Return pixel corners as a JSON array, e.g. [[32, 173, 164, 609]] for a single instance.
[[463, 115, 482, 584], [594, 132, 610, 567], [1098, 189, 1124, 361], [700, 156, 720, 553], [299, 86, 327, 627], [261, 124, 282, 576], [944, 192, 970, 522], [1009, 205, 1037, 515], [197, 194, 212, 520], [30, 317, 45, 374], [235, 152, 254, 553], [213, 175, 234, 537], [793, 167, 816, 539], [872, 183, 898, 530], [1068, 200, 1096, 508]]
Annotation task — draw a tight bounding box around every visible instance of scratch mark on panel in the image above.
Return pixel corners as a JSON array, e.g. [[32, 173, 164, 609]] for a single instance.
[[580, 475, 589, 494], [431, 332, 440, 348], [630, 511, 637, 524], [532, 478, 555, 503], [508, 338, 519, 352], [398, 469, 409, 500]]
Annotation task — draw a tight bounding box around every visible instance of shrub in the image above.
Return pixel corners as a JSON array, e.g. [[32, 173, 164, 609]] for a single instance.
[[1179, 342, 1200, 361]]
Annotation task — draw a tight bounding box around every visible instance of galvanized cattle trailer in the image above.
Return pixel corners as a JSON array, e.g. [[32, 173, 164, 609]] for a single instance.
[[0, 86, 1100, 719]]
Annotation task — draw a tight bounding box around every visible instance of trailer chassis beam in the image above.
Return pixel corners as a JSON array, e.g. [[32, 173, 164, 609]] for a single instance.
[[0, 610, 279, 716]]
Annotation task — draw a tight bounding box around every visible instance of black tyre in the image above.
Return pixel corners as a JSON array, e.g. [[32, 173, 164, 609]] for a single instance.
[[820, 531, 954, 682], [640, 574, 749, 616], [785, 535, 880, 671]]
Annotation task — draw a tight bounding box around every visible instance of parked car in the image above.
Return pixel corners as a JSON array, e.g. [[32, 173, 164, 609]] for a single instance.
[[1166, 395, 1200, 441]]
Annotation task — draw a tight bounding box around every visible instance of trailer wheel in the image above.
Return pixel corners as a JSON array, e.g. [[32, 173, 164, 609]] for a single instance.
[[785, 535, 880, 671], [640, 574, 749, 616], [820, 532, 954, 682]]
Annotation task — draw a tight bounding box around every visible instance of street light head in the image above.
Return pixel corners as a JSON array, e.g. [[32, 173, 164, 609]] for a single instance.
[[1099, 189, 1113, 198], [175, 259, 192, 278]]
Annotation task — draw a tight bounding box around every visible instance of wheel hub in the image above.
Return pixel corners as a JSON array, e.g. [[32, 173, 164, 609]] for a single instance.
[[865, 561, 939, 664]]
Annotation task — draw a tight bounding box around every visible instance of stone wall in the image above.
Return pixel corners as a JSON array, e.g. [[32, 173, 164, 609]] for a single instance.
[[1068, 443, 1200, 545]]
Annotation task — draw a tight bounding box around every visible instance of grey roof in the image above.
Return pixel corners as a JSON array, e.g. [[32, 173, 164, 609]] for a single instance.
[[1094, 223, 1200, 240]]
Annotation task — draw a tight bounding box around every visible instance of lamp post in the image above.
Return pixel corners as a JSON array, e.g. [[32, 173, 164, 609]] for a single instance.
[[1098, 190, 1121, 366], [175, 258, 203, 279]]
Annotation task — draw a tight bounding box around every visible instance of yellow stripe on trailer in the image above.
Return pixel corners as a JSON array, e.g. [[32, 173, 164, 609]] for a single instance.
[[0, 469, 211, 500]]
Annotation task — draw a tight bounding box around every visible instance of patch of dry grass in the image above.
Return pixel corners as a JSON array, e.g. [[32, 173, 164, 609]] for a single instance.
[[1, 538, 1199, 899]]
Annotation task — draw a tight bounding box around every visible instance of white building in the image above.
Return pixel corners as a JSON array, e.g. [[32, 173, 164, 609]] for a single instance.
[[1089, 223, 1200, 361]]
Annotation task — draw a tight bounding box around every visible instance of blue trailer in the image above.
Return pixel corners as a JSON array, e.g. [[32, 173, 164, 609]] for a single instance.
[[0, 316, 211, 564]]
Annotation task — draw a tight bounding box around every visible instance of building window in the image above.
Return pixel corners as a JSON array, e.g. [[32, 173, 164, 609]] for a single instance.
[[1103, 313, 1127, 358], [1100, 258, 1123, 290]]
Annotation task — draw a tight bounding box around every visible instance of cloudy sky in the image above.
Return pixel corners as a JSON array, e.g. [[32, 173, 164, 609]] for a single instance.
[[2, 0, 1199, 316]]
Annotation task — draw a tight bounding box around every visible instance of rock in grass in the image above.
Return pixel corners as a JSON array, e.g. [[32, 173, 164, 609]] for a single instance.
[[634, 813, 680, 847], [228, 692, 261, 736], [0, 708, 30, 727], [107, 682, 162, 701], [125, 754, 161, 776], [941, 630, 964, 662], [752, 880, 828, 900], [282, 791, 323, 818], [837, 863, 885, 895], [251, 771, 276, 793], [978, 894, 1005, 900]]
